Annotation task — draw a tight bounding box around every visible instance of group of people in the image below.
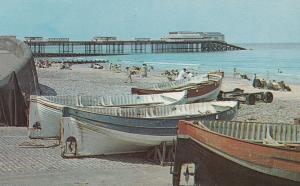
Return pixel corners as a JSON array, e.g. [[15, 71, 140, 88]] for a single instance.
[[60, 62, 72, 70], [35, 59, 73, 70], [35, 59, 52, 68], [233, 68, 251, 80], [125, 64, 148, 83], [162, 69, 179, 81], [253, 74, 291, 91], [109, 63, 122, 72], [124, 65, 193, 83], [162, 68, 194, 81], [91, 63, 104, 69], [175, 68, 193, 80]]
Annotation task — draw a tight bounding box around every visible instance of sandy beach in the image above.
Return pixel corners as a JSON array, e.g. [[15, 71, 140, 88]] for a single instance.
[[0, 62, 299, 186], [2, 63, 296, 185], [38, 63, 300, 124]]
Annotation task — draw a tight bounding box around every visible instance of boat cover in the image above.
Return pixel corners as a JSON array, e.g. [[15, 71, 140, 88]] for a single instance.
[[0, 37, 39, 126], [77, 101, 238, 118], [134, 74, 222, 91], [38, 91, 187, 107]]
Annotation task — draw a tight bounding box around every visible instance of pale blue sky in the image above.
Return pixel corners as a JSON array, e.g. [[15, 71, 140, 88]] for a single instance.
[[1, 0, 299, 43]]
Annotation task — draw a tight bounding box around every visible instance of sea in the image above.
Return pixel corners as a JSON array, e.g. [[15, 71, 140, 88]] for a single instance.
[[98, 43, 300, 85]]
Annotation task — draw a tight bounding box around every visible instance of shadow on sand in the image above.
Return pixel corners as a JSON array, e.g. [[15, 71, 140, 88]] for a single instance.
[[96, 152, 160, 165], [64, 151, 161, 166], [39, 84, 57, 96]]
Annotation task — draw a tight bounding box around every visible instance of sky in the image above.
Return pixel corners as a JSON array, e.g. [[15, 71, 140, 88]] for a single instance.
[[0, 0, 300, 43]]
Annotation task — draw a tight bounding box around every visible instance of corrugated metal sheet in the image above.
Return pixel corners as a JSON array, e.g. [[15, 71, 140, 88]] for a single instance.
[[201, 120, 300, 143]]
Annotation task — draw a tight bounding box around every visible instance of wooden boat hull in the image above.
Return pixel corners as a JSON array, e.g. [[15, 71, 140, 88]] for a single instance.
[[186, 82, 221, 102], [172, 121, 300, 186], [132, 80, 221, 103], [28, 97, 63, 139], [61, 102, 238, 157], [61, 117, 175, 157], [132, 74, 222, 103]]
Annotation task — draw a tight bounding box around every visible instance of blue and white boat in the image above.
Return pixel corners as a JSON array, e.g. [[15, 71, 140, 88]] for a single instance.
[[61, 101, 238, 157]]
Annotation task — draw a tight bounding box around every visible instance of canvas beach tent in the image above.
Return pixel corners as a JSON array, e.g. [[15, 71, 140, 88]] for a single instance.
[[0, 36, 40, 126]]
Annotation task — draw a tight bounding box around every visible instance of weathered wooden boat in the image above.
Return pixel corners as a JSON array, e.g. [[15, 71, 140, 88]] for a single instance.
[[171, 120, 300, 186], [60, 101, 238, 157], [208, 70, 224, 77], [131, 74, 222, 103], [28, 92, 187, 139]]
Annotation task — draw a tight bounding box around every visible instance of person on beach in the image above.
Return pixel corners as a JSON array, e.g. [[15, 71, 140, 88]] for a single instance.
[[252, 74, 257, 87], [125, 69, 134, 83], [141, 64, 148, 78], [186, 71, 193, 79], [176, 68, 187, 80], [233, 68, 237, 78]]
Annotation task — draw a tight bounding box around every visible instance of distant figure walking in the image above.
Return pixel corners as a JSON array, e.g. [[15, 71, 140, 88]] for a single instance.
[[176, 68, 187, 80], [141, 64, 148, 78], [125, 69, 134, 83], [233, 67, 240, 78], [252, 74, 257, 87]]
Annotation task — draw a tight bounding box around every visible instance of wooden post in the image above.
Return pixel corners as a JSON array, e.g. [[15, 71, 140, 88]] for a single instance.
[[294, 118, 300, 125], [146, 141, 175, 166]]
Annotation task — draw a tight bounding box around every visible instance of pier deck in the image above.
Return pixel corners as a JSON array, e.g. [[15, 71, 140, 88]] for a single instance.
[[25, 39, 246, 57]]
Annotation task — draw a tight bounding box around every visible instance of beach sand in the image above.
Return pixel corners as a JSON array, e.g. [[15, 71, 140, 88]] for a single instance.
[[38, 64, 300, 124], [1, 64, 299, 186]]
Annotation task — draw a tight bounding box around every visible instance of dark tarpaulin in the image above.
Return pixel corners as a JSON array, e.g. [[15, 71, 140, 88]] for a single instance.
[[0, 72, 27, 126], [0, 36, 40, 127]]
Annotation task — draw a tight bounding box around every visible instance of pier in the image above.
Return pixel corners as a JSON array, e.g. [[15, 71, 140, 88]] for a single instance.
[[24, 32, 246, 57]]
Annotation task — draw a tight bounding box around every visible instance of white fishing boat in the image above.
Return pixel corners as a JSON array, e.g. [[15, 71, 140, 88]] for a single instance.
[[61, 101, 238, 157], [28, 91, 187, 139]]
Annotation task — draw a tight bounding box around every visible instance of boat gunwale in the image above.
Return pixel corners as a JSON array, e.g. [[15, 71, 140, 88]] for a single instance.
[[63, 101, 238, 121], [178, 121, 300, 153]]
